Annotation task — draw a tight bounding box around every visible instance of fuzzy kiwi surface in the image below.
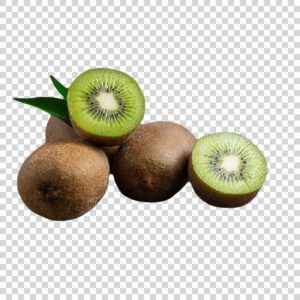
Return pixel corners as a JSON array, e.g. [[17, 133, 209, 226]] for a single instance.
[[17, 141, 110, 220], [45, 116, 119, 162], [188, 133, 267, 208], [46, 116, 79, 143], [112, 121, 196, 202], [67, 68, 145, 146]]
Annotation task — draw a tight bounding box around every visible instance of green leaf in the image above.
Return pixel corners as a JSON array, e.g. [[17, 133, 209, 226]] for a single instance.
[[13, 97, 71, 126], [50, 75, 68, 99]]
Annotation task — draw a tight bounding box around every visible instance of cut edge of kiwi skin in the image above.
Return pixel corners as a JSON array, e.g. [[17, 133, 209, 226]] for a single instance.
[[188, 160, 260, 208], [67, 68, 145, 146], [188, 133, 267, 208]]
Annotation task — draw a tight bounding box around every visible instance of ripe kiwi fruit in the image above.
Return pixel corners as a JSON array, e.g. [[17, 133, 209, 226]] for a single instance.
[[67, 68, 145, 146], [188, 133, 267, 208], [17, 141, 110, 220], [45, 116, 119, 162], [112, 121, 196, 202]]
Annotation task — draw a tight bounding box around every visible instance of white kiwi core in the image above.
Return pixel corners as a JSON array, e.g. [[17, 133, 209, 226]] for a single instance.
[[221, 155, 240, 172], [96, 93, 119, 111]]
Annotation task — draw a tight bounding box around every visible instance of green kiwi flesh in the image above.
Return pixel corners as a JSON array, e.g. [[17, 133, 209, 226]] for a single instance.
[[17, 141, 110, 220], [188, 133, 267, 208], [67, 68, 145, 146], [112, 121, 196, 202]]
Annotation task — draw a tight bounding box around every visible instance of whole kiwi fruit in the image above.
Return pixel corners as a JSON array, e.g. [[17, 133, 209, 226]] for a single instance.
[[112, 121, 196, 202], [67, 68, 145, 146], [45, 116, 119, 162], [18, 141, 110, 220], [188, 133, 267, 208]]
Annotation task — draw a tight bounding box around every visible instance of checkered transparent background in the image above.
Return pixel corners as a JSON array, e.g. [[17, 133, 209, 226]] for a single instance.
[[1, 0, 299, 298]]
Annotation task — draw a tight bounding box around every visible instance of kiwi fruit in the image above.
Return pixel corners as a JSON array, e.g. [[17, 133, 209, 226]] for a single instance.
[[17, 141, 110, 220], [45, 116, 79, 143], [67, 68, 145, 146], [112, 121, 196, 202], [45, 116, 119, 162], [188, 133, 267, 208]]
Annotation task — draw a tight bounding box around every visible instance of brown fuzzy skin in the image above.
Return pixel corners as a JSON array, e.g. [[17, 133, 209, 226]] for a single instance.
[[71, 117, 130, 146], [112, 121, 196, 202], [46, 116, 79, 143], [188, 158, 259, 208], [17, 141, 110, 220], [45, 116, 119, 163]]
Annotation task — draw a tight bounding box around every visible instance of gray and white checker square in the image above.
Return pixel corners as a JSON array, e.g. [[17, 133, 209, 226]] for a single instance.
[[0, 0, 299, 298]]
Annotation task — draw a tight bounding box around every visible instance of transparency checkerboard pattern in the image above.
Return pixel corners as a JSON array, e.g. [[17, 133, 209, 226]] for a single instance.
[[0, 0, 299, 298]]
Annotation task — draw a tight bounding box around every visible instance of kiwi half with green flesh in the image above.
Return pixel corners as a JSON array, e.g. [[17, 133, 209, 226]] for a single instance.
[[188, 133, 267, 208], [45, 116, 119, 162], [67, 68, 145, 146], [112, 121, 196, 202], [17, 141, 110, 220]]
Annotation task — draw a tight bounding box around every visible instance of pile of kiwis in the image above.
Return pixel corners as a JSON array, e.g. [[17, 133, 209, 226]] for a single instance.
[[15, 68, 267, 221]]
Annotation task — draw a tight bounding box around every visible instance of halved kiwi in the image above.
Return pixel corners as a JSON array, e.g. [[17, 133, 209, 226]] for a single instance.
[[17, 141, 110, 220], [67, 68, 145, 146], [188, 133, 267, 208]]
